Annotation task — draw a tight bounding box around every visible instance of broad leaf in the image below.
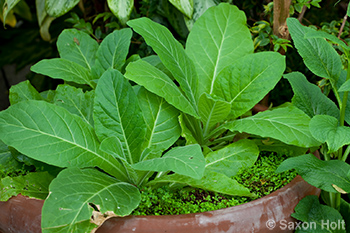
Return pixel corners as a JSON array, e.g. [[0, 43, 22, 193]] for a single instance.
[[100, 136, 125, 161], [0, 100, 129, 181], [93, 28, 132, 77], [99, 136, 140, 185], [148, 169, 255, 197], [142, 55, 172, 78], [305, 30, 350, 52], [57, 29, 99, 71], [0, 172, 54, 201], [45, 0, 79, 17], [132, 144, 205, 179], [285, 72, 340, 119], [9, 80, 43, 105], [137, 87, 181, 153], [309, 115, 350, 153], [205, 139, 259, 177], [287, 17, 342, 83], [94, 69, 146, 164], [169, 0, 193, 18], [186, 3, 254, 95], [42, 168, 140, 233], [292, 195, 345, 233], [31, 58, 94, 88], [276, 154, 350, 193], [213, 52, 285, 119], [127, 17, 199, 108], [54, 85, 94, 126], [198, 93, 231, 136], [226, 106, 321, 148], [107, 0, 133, 26], [125, 59, 199, 118]]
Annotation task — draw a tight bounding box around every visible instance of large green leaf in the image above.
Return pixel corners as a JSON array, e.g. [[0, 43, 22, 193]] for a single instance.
[[198, 93, 231, 136], [57, 29, 99, 72], [137, 87, 181, 153], [0, 172, 54, 201], [292, 195, 345, 233], [54, 85, 94, 126], [132, 144, 204, 179], [304, 30, 350, 52], [9, 80, 43, 105], [127, 17, 198, 108], [226, 106, 321, 148], [287, 17, 342, 83], [205, 139, 259, 177], [100, 136, 125, 161], [213, 52, 285, 119], [309, 115, 350, 153], [285, 72, 340, 119], [45, 0, 79, 17], [186, 3, 253, 95], [31, 58, 94, 88], [169, 0, 193, 18], [107, 0, 133, 26], [93, 28, 132, 77], [94, 69, 146, 164], [148, 169, 254, 197], [125, 59, 199, 118], [276, 154, 350, 193], [42, 168, 140, 233], [0, 100, 128, 181]]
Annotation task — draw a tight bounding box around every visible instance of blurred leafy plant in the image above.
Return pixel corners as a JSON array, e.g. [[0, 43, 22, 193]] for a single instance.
[[290, 0, 322, 15], [250, 20, 292, 52]]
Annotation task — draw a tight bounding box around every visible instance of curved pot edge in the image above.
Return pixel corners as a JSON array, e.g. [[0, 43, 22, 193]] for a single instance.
[[0, 174, 320, 233]]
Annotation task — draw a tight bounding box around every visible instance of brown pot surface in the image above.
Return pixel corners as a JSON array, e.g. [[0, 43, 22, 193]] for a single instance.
[[0, 175, 320, 233]]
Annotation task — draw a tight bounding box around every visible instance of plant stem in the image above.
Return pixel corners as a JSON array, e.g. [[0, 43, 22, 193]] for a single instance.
[[342, 145, 350, 161]]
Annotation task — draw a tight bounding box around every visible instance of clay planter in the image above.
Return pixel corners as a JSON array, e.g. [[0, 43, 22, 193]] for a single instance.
[[0, 175, 319, 233]]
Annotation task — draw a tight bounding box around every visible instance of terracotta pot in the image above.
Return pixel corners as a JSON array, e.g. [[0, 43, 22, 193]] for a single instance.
[[0, 175, 320, 233]]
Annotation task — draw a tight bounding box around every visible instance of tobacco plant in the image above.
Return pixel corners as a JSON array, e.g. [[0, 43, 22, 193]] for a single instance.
[[276, 18, 350, 231], [0, 3, 321, 233]]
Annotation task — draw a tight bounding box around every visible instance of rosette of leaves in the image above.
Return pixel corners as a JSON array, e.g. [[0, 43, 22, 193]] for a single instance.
[[0, 4, 301, 232], [124, 3, 320, 155]]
